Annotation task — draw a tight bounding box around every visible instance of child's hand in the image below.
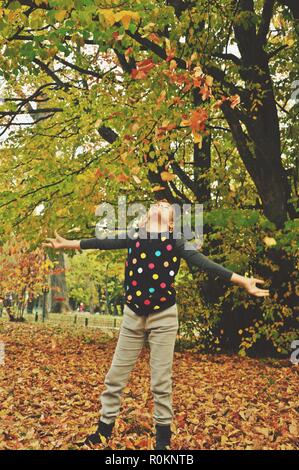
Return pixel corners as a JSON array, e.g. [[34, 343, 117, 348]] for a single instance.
[[42, 230, 68, 249], [242, 277, 270, 297]]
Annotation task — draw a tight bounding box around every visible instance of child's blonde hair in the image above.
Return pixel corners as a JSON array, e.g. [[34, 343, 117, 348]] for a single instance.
[[138, 199, 174, 232]]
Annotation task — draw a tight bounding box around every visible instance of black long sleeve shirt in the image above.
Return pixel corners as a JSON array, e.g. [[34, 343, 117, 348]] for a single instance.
[[79, 226, 233, 316]]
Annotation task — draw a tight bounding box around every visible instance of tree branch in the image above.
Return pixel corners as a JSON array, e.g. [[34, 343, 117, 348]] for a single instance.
[[220, 101, 256, 178], [211, 52, 241, 65], [113, 49, 136, 74], [165, 0, 196, 18], [54, 55, 117, 79], [257, 0, 275, 46], [33, 58, 69, 89], [171, 160, 195, 192], [268, 44, 289, 59]]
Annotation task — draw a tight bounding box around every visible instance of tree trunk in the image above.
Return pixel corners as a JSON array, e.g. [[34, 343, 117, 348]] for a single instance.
[[49, 252, 70, 313], [219, 8, 296, 228]]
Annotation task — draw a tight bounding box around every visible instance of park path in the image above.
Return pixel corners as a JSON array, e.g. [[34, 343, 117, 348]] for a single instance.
[[0, 322, 298, 450]]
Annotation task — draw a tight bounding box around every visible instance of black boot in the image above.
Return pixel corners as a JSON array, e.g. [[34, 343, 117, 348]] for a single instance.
[[83, 419, 115, 447], [155, 424, 172, 450]]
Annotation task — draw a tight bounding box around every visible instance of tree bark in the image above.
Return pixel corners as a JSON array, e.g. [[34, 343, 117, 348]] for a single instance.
[[49, 252, 70, 313]]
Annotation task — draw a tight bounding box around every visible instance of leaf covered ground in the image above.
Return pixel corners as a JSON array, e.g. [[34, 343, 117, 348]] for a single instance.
[[0, 322, 298, 450]]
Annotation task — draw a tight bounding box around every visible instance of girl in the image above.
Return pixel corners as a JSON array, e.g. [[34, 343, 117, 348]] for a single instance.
[[42, 199, 269, 450]]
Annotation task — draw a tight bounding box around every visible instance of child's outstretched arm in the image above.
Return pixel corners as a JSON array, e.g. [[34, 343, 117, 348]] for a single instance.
[[175, 236, 270, 298], [42, 230, 128, 251]]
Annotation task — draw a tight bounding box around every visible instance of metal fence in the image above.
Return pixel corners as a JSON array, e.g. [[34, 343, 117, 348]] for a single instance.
[[0, 311, 123, 331]]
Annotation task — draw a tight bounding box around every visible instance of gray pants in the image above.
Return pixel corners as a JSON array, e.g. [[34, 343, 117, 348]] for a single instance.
[[100, 303, 179, 426]]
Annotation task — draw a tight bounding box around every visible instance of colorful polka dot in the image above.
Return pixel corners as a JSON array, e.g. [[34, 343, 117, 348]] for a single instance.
[[124, 231, 179, 313]]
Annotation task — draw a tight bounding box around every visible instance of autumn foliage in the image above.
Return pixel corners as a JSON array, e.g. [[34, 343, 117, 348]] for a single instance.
[[0, 238, 54, 321], [0, 322, 298, 450]]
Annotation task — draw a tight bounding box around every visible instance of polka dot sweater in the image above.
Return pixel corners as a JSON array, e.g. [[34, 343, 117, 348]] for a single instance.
[[80, 226, 234, 316], [124, 228, 179, 315]]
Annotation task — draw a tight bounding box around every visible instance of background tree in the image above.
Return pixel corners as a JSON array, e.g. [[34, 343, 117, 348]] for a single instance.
[[0, 236, 54, 320], [65, 248, 125, 313]]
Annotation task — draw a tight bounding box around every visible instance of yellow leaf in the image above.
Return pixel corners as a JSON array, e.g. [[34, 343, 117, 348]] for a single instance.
[[165, 38, 171, 51], [205, 418, 215, 427], [221, 435, 228, 445], [119, 13, 132, 29], [151, 185, 166, 192], [55, 10, 67, 22], [289, 423, 298, 435], [169, 59, 177, 70], [285, 37, 295, 47], [206, 75, 213, 86], [114, 11, 140, 29], [263, 236, 276, 247], [98, 8, 115, 26], [193, 65, 203, 77], [160, 171, 176, 182], [255, 426, 269, 438], [193, 132, 203, 147]]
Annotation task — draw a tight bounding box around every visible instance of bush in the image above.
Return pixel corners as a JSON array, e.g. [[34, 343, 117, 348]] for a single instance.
[[176, 209, 299, 357]]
